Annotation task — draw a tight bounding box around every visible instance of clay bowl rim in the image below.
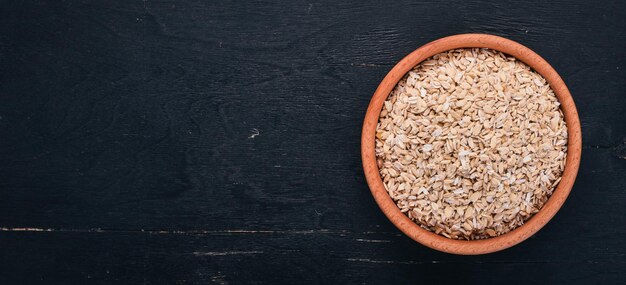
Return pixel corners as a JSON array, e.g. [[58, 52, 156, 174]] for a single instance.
[[361, 34, 582, 255]]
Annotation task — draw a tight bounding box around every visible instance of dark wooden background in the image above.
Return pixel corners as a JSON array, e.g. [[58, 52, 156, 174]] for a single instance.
[[1, 0, 625, 284]]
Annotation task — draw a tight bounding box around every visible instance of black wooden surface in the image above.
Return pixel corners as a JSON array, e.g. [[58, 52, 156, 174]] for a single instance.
[[1, 0, 625, 284]]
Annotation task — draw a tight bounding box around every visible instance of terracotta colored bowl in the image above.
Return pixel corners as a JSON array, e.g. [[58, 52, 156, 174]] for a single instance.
[[361, 34, 582, 255]]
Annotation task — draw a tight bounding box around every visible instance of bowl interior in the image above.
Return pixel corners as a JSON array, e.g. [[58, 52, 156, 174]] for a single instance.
[[361, 34, 582, 255]]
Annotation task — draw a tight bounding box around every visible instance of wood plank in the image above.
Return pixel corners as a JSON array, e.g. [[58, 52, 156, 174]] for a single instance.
[[0, 0, 624, 283], [0, 229, 624, 284]]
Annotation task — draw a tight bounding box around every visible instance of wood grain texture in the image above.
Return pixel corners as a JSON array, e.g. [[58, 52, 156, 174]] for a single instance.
[[0, 0, 624, 283]]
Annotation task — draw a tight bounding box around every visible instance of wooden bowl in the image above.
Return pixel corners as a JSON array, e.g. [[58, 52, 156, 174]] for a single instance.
[[361, 34, 582, 255]]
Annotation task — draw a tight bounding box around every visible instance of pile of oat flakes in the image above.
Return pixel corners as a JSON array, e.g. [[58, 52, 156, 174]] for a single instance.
[[375, 48, 567, 240]]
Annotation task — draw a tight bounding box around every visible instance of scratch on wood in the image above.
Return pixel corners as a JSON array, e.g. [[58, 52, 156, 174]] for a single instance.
[[355, 238, 391, 243], [0, 227, 367, 236], [583, 141, 626, 160], [0, 227, 104, 233], [362, 231, 403, 236], [153, 229, 277, 234], [350, 63, 386, 67], [346, 258, 439, 265], [211, 271, 228, 285], [149, 229, 379, 236], [582, 145, 613, 149], [0, 227, 410, 241], [0, 227, 52, 232], [193, 251, 263, 256], [248, 128, 260, 139]]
